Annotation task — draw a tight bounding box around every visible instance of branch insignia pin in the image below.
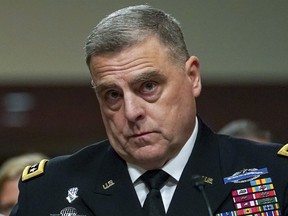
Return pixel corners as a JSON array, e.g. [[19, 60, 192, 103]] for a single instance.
[[66, 187, 78, 203]]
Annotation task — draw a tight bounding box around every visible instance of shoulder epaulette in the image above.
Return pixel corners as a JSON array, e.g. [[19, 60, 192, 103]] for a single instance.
[[277, 143, 288, 157], [22, 159, 49, 182]]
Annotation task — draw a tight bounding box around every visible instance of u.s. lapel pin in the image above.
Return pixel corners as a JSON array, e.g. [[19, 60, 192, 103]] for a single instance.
[[203, 176, 213, 184], [102, 180, 115, 190], [66, 187, 78, 203]]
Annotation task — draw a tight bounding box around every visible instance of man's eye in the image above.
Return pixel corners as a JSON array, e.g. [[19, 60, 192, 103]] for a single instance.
[[100, 89, 122, 110], [103, 90, 122, 107], [141, 81, 157, 93], [106, 90, 121, 100]]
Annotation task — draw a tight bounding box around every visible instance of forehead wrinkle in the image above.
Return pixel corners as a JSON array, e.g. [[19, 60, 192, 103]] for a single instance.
[[92, 56, 152, 74], [91, 56, 157, 86]]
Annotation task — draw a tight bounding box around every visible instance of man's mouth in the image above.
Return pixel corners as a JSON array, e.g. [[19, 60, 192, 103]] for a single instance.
[[129, 131, 155, 138]]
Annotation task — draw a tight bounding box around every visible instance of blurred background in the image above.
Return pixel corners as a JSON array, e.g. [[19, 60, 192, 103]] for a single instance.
[[1, 0, 287, 164]]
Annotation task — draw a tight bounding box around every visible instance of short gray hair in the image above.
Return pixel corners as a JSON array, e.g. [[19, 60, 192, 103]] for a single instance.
[[85, 4, 190, 66]]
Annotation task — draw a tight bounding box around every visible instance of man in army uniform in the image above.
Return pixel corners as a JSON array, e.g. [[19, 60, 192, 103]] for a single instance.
[[11, 5, 288, 216]]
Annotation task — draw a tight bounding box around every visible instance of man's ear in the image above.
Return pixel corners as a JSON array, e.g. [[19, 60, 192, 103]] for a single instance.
[[185, 56, 201, 97]]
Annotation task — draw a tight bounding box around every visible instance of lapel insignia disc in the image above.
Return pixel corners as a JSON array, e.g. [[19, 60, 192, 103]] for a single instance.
[[22, 159, 48, 182], [50, 207, 86, 216], [66, 187, 79, 203]]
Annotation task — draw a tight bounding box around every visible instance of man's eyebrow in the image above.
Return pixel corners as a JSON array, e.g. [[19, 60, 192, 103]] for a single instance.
[[92, 71, 166, 93], [94, 82, 118, 93], [130, 71, 166, 85]]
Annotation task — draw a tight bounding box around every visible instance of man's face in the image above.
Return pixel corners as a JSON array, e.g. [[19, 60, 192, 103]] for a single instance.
[[89, 37, 201, 170]]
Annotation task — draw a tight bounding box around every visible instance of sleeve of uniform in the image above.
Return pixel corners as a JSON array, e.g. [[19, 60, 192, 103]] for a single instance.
[[10, 159, 49, 215], [10, 202, 20, 215], [10, 179, 28, 215]]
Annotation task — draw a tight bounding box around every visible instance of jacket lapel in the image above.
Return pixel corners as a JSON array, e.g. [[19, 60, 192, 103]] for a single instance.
[[167, 119, 233, 216], [78, 146, 143, 216]]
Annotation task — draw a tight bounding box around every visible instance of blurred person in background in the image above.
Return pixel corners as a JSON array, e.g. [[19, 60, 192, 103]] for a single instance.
[[0, 153, 47, 216], [219, 119, 272, 143]]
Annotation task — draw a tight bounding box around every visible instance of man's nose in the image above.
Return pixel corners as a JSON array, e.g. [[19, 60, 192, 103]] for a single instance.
[[123, 94, 145, 122]]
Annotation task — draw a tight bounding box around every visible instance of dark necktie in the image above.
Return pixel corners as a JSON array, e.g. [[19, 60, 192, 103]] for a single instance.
[[140, 169, 170, 216]]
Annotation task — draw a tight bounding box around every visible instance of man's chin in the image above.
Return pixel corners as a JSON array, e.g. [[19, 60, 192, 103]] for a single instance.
[[129, 149, 168, 169]]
